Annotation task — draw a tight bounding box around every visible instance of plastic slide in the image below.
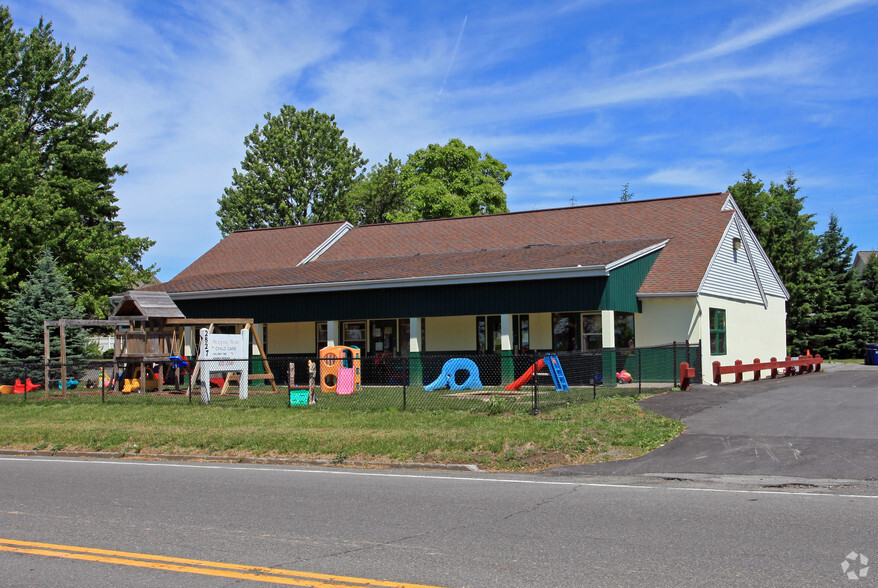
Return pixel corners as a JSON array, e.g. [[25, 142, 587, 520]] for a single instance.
[[544, 354, 570, 391], [504, 359, 545, 391], [336, 367, 356, 395], [424, 358, 483, 391]]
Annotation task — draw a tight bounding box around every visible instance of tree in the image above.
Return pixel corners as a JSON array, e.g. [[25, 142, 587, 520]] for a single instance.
[[0, 7, 155, 318], [809, 214, 859, 358], [394, 139, 510, 221], [0, 250, 84, 379], [347, 154, 406, 225], [728, 171, 819, 353], [216, 105, 367, 235], [620, 183, 634, 202]]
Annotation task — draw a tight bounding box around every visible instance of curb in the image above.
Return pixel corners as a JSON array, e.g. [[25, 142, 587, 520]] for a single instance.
[[0, 448, 481, 472]]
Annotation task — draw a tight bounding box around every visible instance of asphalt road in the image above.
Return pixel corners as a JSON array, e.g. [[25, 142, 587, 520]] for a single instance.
[[549, 363, 878, 481], [2, 456, 878, 587]]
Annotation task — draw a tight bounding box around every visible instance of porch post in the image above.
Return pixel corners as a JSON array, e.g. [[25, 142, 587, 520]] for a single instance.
[[500, 314, 514, 385], [601, 310, 616, 387], [409, 318, 422, 387], [327, 321, 340, 347]]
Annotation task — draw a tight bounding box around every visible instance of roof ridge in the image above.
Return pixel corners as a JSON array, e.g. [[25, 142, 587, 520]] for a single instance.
[[356, 192, 729, 228], [228, 220, 348, 234]]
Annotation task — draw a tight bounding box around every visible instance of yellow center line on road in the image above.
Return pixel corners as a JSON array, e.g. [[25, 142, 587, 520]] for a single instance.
[[0, 538, 446, 588]]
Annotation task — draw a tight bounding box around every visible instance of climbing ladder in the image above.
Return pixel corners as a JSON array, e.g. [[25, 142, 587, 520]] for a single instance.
[[543, 354, 569, 391]]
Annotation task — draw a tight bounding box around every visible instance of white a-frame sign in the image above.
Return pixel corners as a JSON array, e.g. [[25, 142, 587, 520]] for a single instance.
[[199, 328, 249, 404]]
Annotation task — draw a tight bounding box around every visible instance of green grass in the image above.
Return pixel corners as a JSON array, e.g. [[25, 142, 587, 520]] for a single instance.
[[0, 390, 682, 471]]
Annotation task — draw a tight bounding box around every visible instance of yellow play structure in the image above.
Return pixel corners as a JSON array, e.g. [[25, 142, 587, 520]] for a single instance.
[[318, 345, 361, 394]]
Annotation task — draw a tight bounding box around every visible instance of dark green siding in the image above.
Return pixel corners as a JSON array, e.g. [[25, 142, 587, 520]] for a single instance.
[[177, 276, 610, 323], [176, 254, 658, 323], [598, 250, 660, 313]]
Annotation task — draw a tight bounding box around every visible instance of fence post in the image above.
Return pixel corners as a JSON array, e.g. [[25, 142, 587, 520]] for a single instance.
[[101, 366, 105, 403], [753, 358, 761, 381], [531, 357, 539, 415], [770, 357, 778, 379], [638, 348, 642, 395], [672, 341, 677, 388]]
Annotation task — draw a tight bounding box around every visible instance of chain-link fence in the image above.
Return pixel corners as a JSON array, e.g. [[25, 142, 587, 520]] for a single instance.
[[0, 342, 700, 413]]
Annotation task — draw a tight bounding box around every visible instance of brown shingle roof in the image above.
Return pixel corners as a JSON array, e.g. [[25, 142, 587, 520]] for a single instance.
[[149, 238, 664, 293], [166, 221, 348, 281], [151, 193, 732, 296]]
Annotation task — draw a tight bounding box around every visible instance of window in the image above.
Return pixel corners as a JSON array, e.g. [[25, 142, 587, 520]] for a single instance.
[[552, 313, 580, 351], [476, 315, 501, 353], [513, 315, 529, 353], [709, 308, 726, 355], [343, 321, 366, 348], [614, 313, 635, 349], [316, 322, 327, 349], [581, 313, 602, 350]]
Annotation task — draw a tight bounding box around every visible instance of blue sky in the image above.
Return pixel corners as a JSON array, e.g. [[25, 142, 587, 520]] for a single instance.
[[8, 0, 878, 281]]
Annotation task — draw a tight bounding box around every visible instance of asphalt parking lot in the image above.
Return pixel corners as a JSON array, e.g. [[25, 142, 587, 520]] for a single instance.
[[547, 362, 878, 481]]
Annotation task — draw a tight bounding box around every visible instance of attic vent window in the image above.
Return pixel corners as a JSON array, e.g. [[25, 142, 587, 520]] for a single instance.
[[732, 237, 742, 251]]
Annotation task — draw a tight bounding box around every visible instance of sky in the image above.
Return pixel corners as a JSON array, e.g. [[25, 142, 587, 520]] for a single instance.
[[7, 0, 878, 281]]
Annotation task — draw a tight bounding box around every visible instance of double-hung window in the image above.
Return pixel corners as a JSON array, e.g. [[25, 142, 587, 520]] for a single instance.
[[709, 308, 726, 355]]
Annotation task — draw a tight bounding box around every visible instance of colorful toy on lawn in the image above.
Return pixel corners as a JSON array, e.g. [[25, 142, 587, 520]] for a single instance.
[[121, 366, 161, 394], [2, 378, 40, 394], [616, 369, 633, 384], [425, 358, 483, 391], [57, 377, 79, 390], [319, 346, 361, 395], [504, 353, 569, 391]]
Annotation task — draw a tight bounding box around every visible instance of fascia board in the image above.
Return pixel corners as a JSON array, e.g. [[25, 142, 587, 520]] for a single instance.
[[296, 222, 354, 266], [637, 292, 697, 298], [605, 239, 668, 271], [168, 264, 609, 301], [723, 197, 791, 299]]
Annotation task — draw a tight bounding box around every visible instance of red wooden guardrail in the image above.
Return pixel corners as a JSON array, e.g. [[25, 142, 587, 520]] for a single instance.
[[679, 354, 823, 391], [712, 354, 822, 385]]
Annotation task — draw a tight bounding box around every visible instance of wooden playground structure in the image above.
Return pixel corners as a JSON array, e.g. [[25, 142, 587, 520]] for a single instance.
[[42, 291, 277, 397]]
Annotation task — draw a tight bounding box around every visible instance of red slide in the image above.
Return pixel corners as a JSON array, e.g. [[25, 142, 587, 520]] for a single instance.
[[505, 359, 545, 391]]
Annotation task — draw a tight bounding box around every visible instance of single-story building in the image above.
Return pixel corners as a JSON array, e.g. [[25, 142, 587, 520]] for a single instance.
[[141, 192, 789, 383]]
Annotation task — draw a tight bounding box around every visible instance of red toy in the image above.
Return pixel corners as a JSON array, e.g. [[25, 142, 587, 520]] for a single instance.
[[616, 370, 633, 384], [13, 378, 40, 393]]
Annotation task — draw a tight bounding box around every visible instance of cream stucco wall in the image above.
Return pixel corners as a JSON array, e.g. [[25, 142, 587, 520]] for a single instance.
[[425, 315, 475, 351], [266, 322, 316, 354], [697, 293, 787, 383], [529, 313, 553, 351], [636, 298, 699, 346]]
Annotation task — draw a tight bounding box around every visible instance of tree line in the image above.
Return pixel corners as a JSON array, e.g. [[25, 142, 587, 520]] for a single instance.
[[730, 171, 878, 359], [1, 4, 873, 365], [215, 105, 511, 236]]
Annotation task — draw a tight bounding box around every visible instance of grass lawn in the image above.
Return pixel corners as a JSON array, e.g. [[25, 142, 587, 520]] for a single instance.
[[0, 392, 683, 472]]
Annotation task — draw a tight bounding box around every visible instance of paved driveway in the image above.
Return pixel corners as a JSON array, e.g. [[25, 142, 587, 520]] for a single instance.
[[547, 363, 878, 481]]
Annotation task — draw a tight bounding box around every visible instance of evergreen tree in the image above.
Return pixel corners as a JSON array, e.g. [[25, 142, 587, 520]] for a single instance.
[[809, 213, 859, 358], [0, 249, 84, 380], [0, 7, 154, 318], [729, 172, 819, 354]]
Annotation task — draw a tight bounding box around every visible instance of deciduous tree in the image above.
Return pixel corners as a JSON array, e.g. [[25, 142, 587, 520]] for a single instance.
[[216, 106, 366, 235], [394, 139, 510, 221]]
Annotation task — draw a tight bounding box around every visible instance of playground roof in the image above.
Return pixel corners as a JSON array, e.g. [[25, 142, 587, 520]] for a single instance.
[[142, 192, 764, 298], [110, 290, 185, 319]]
